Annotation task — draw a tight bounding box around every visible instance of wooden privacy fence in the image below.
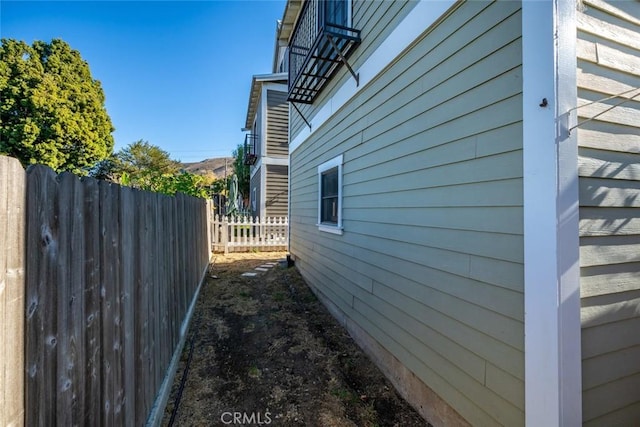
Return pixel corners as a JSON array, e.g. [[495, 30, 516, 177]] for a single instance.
[[212, 214, 288, 253], [0, 155, 212, 427]]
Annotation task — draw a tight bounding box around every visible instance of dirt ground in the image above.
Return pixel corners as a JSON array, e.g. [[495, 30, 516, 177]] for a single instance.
[[161, 252, 429, 427]]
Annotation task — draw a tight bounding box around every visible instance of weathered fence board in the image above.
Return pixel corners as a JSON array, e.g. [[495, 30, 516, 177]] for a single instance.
[[25, 164, 58, 426], [0, 156, 211, 427], [212, 214, 289, 253], [84, 177, 102, 423], [0, 156, 26, 427], [119, 185, 136, 424]]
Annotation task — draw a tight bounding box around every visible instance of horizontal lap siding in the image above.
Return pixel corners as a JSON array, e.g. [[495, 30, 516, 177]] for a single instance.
[[265, 164, 288, 218], [577, 1, 640, 425], [290, 2, 524, 425], [266, 90, 289, 157], [290, 0, 415, 140]]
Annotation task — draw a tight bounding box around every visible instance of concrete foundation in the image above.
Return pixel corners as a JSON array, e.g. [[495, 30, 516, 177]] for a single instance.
[[298, 262, 470, 427]]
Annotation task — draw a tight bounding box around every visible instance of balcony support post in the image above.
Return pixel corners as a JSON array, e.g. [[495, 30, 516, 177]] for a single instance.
[[327, 35, 359, 87], [291, 101, 312, 131]]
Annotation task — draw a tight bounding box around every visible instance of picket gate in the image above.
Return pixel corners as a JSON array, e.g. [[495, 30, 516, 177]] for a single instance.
[[212, 215, 288, 253]]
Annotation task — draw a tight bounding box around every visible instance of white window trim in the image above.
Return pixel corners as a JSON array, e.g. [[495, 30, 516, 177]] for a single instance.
[[317, 154, 343, 235], [260, 162, 267, 218]]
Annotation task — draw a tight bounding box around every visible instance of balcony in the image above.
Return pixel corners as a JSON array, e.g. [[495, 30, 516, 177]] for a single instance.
[[244, 133, 259, 166], [288, 0, 361, 104]]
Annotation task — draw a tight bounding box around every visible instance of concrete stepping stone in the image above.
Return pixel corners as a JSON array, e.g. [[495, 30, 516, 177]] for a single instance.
[[242, 261, 280, 277]]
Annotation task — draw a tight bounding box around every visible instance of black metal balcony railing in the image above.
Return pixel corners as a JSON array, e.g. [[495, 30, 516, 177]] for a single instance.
[[244, 133, 259, 166], [288, 0, 361, 104]]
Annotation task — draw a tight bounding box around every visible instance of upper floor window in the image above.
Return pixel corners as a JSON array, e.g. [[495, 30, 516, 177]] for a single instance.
[[325, 0, 349, 27], [288, 0, 360, 104]]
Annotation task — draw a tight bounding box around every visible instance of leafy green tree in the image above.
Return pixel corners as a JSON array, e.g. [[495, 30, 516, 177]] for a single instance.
[[116, 139, 180, 178], [88, 155, 120, 181], [210, 176, 230, 195], [232, 143, 250, 199], [0, 38, 114, 174], [90, 140, 209, 198], [153, 171, 209, 198]]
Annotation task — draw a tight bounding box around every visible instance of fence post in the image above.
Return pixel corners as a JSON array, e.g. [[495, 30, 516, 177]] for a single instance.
[[222, 216, 229, 255], [0, 156, 26, 427], [241, 216, 247, 248], [284, 216, 289, 247], [213, 214, 219, 252], [206, 200, 212, 256]]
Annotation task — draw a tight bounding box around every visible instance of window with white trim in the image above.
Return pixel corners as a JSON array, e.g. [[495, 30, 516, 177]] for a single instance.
[[317, 154, 343, 234], [325, 0, 350, 27], [251, 187, 257, 212]]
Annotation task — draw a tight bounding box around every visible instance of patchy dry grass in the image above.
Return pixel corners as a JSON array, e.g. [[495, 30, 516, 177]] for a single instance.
[[162, 252, 428, 427]]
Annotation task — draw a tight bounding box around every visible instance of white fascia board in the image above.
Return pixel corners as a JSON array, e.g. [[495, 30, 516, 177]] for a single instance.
[[289, 0, 458, 153], [253, 72, 288, 82], [264, 82, 288, 93], [522, 1, 581, 426], [260, 159, 267, 218], [261, 156, 289, 167], [246, 73, 288, 130], [261, 84, 268, 157], [245, 78, 261, 130]]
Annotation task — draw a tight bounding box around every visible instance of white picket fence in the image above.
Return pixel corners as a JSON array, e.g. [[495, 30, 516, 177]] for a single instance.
[[212, 215, 288, 253]]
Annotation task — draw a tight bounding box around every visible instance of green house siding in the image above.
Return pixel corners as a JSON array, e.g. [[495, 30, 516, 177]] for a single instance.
[[289, 2, 524, 425], [577, 1, 640, 425], [290, 0, 418, 140]]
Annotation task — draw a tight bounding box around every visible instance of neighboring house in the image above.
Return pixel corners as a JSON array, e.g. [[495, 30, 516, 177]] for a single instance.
[[280, 0, 639, 426], [243, 24, 290, 219]]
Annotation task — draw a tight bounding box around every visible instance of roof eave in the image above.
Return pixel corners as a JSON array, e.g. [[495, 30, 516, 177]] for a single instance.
[[244, 73, 288, 130], [277, 0, 303, 44]]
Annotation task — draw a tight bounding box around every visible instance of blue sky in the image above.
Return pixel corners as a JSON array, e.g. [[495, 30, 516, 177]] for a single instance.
[[1, 0, 287, 163]]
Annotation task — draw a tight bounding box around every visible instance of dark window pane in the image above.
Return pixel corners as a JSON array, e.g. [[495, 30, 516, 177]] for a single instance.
[[320, 166, 339, 224], [325, 0, 347, 26], [321, 167, 338, 196], [321, 197, 338, 223]]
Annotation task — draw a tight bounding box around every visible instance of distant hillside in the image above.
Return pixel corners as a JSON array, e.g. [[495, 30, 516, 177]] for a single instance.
[[181, 157, 234, 179]]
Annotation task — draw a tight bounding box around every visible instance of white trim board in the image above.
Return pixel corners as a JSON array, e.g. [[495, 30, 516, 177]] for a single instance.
[[522, 1, 581, 426], [260, 157, 267, 217], [249, 162, 259, 180], [289, 0, 458, 153], [262, 156, 289, 166]]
